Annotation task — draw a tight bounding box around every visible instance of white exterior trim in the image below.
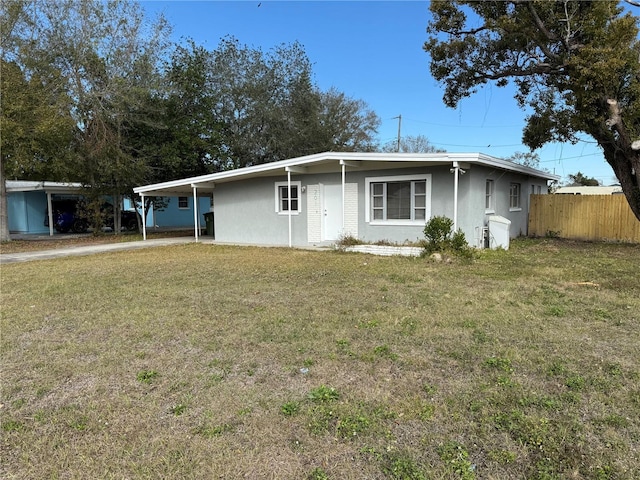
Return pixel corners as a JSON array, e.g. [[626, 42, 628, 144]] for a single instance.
[[365, 173, 432, 225], [274, 181, 301, 215], [134, 152, 559, 197]]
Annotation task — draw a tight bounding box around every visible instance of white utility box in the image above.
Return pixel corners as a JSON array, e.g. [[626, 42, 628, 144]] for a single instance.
[[488, 215, 511, 250]]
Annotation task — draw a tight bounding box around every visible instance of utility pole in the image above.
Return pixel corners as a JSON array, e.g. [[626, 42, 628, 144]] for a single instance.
[[392, 115, 402, 152]]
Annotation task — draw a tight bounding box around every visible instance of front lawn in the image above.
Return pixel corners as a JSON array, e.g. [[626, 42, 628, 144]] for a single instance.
[[1, 239, 638, 479]]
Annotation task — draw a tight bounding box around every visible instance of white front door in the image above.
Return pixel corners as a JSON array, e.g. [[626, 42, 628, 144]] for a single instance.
[[323, 184, 343, 241]]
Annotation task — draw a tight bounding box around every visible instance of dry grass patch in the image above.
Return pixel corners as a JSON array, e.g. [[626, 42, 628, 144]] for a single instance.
[[1, 239, 639, 479]]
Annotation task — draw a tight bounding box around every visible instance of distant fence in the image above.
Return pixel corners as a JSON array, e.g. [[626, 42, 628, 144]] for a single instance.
[[529, 194, 640, 243]]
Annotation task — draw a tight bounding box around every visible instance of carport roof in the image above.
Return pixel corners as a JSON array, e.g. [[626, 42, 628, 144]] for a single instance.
[[6, 180, 85, 194], [133, 151, 560, 197]]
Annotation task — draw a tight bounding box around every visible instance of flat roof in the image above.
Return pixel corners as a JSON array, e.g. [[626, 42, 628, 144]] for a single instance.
[[6, 180, 85, 194], [555, 185, 623, 195], [133, 151, 561, 196]]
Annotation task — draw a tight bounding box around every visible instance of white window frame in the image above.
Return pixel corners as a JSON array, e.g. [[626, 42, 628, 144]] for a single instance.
[[509, 183, 522, 211], [178, 196, 189, 209], [274, 181, 301, 215], [485, 179, 495, 213], [365, 174, 431, 225]]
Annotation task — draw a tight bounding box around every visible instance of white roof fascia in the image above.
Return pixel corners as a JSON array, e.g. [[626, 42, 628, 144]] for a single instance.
[[285, 165, 308, 173], [555, 186, 622, 195], [133, 151, 559, 195], [474, 153, 560, 181]]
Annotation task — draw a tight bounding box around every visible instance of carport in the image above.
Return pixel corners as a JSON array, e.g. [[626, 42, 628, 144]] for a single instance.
[[133, 182, 216, 242], [6, 181, 85, 236], [132, 154, 355, 246]]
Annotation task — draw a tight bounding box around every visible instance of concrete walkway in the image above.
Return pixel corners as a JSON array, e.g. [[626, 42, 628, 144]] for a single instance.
[[1, 237, 332, 264], [0, 237, 205, 264]]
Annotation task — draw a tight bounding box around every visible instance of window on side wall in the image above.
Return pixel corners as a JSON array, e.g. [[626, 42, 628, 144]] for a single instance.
[[509, 183, 521, 210], [485, 179, 495, 212], [178, 197, 189, 209], [274, 181, 301, 214], [366, 174, 431, 224]]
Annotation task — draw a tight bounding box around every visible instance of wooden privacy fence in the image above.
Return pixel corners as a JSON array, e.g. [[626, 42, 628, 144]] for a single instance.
[[529, 194, 640, 243]]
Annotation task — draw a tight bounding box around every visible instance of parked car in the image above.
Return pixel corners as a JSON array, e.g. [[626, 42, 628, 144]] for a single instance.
[[45, 199, 139, 233], [102, 203, 139, 232], [44, 199, 88, 233]]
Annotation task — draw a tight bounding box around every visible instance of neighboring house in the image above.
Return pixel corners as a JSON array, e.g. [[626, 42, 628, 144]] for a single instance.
[[139, 196, 212, 229], [6, 180, 84, 235], [134, 152, 559, 248], [6, 180, 158, 235], [554, 185, 623, 195]]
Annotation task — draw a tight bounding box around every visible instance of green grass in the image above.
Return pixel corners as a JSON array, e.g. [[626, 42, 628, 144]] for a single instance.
[[1, 238, 639, 479]]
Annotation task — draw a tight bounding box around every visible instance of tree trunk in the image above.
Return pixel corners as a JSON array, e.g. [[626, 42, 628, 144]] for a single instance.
[[113, 193, 122, 234], [0, 159, 11, 242], [600, 144, 640, 222]]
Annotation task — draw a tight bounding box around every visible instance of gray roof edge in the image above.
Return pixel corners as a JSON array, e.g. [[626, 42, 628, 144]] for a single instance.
[[6, 180, 85, 193]]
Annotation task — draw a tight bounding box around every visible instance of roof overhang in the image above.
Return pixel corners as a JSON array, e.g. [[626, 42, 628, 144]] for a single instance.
[[6, 180, 85, 194], [133, 151, 560, 197]]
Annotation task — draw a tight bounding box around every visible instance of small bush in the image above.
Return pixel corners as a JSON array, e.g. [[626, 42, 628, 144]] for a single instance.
[[423, 215, 453, 252], [422, 215, 474, 260], [450, 229, 468, 251]]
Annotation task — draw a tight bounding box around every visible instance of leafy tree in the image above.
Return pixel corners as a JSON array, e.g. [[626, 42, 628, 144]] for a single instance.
[[0, 60, 76, 242], [424, 0, 640, 220], [210, 36, 379, 168], [567, 171, 601, 186], [0, 2, 76, 242], [380, 134, 445, 153], [8, 0, 170, 233], [318, 88, 380, 153], [124, 40, 225, 218], [505, 151, 541, 169]]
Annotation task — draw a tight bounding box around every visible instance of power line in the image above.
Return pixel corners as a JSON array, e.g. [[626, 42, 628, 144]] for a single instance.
[[431, 141, 524, 148], [538, 152, 601, 163], [399, 116, 523, 129]]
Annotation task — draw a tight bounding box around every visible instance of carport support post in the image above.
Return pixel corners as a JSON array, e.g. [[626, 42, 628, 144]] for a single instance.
[[46, 192, 54, 236], [452, 161, 460, 232], [141, 194, 147, 241], [192, 185, 199, 243], [287, 170, 292, 248], [341, 162, 346, 235]]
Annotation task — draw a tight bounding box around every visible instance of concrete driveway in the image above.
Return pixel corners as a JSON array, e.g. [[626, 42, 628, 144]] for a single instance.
[[0, 237, 201, 264]]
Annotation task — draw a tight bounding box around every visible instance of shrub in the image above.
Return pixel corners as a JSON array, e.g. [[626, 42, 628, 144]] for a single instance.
[[422, 216, 474, 260], [423, 215, 454, 252]]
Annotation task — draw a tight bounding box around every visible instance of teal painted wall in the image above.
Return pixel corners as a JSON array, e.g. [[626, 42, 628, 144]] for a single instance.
[[151, 196, 212, 228], [8, 191, 49, 234]]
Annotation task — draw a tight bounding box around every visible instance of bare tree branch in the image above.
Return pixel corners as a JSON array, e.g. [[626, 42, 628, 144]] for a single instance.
[[440, 26, 490, 36]]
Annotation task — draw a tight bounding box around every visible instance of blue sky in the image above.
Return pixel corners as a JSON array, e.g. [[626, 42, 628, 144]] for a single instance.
[[142, 0, 618, 185]]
